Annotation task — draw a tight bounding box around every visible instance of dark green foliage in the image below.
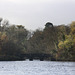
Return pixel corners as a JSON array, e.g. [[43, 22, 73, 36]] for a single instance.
[[45, 22, 53, 28]]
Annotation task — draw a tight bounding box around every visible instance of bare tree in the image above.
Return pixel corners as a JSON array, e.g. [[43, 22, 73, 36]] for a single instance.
[[2, 19, 9, 31], [2, 19, 9, 26], [0, 17, 3, 26]]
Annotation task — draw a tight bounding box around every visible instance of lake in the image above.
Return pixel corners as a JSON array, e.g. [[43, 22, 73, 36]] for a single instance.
[[0, 60, 75, 75]]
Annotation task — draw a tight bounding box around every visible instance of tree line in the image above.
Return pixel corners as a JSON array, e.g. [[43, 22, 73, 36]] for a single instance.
[[0, 17, 75, 61]]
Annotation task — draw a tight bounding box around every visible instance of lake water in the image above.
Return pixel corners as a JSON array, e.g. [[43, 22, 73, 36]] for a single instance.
[[0, 60, 75, 75]]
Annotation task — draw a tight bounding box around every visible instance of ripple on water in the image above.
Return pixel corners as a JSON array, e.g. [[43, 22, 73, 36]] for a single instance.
[[0, 61, 75, 75]]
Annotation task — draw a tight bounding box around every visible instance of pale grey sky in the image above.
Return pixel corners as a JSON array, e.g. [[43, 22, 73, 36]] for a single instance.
[[0, 0, 75, 30]]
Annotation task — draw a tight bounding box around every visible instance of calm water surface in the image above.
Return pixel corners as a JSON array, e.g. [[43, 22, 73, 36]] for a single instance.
[[0, 60, 75, 75]]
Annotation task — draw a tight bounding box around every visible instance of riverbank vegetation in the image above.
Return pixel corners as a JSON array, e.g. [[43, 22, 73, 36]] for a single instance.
[[0, 17, 75, 61]]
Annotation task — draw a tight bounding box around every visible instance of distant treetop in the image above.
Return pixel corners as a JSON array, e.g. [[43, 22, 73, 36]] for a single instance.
[[45, 22, 53, 28]]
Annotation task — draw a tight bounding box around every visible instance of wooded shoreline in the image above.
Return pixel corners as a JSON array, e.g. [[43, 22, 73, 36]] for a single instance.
[[0, 18, 75, 61]]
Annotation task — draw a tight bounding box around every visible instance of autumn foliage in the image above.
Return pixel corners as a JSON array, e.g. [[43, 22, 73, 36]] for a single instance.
[[0, 18, 75, 61]]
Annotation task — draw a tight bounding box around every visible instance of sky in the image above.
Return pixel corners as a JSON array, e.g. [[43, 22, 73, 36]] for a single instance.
[[0, 0, 75, 30]]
